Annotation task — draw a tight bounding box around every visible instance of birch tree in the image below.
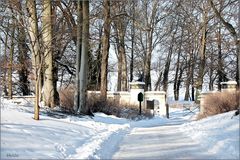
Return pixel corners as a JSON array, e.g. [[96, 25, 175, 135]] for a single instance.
[[26, 0, 41, 120], [42, 0, 55, 107], [196, 2, 209, 92], [74, 0, 82, 112]]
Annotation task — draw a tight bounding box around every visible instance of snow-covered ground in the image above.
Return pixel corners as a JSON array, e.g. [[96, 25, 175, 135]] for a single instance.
[[1, 98, 239, 159], [0, 98, 168, 159], [182, 110, 240, 159]]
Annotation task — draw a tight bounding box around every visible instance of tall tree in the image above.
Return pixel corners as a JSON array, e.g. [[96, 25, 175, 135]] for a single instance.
[[113, 1, 128, 91], [42, 0, 55, 107], [100, 0, 110, 100], [79, 0, 89, 114], [8, 18, 15, 99], [196, 3, 208, 92], [140, 0, 162, 91], [216, 25, 227, 90], [184, 45, 194, 101], [162, 21, 178, 92], [16, 1, 30, 96], [26, 0, 42, 120], [74, 0, 82, 112], [130, 0, 135, 82], [3, 20, 9, 96], [173, 29, 184, 100]]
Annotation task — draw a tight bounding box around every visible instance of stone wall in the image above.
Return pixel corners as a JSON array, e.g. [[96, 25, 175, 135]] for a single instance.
[[87, 82, 167, 116]]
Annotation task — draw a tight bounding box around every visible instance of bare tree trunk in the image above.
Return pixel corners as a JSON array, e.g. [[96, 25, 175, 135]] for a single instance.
[[8, 21, 15, 99], [154, 72, 162, 91], [117, 50, 122, 91], [163, 23, 178, 92], [143, 0, 160, 91], [176, 65, 184, 100], [130, 1, 135, 82], [191, 65, 195, 101], [196, 10, 207, 92], [96, 24, 103, 90], [100, 0, 110, 100], [185, 48, 193, 101], [162, 34, 175, 92], [42, 0, 55, 108], [74, 0, 82, 112], [119, 28, 127, 91], [121, 56, 128, 91], [3, 20, 9, 96], [79, 0, 89, 114], [51, 6, 60, 106], [216, 22, 228, 90], [26, 0, 42, 120], [113, 3, 128, 92], [184, 71, 190, 101], [162, 51, 172, 92], [209, 52, 214, 91], [17, 27, 29, 96], [114, 27, 122, 91], [174, 27, 184, 100], [174, 50, 181, 100], [144, 31, 153, 91], [17, 2, 30, 96]]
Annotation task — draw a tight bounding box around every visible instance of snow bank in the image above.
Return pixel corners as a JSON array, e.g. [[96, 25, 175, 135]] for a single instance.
[[181, 111, 240, 159]]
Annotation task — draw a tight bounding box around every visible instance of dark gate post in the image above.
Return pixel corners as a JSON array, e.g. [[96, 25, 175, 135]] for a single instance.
[[138, 92, 143, 115]]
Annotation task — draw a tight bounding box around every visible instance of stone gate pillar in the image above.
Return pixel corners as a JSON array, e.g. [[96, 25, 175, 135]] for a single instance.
[[129, 82, 145, 106]]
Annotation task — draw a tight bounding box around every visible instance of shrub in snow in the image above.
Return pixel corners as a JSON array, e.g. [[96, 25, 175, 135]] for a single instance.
[[59, 86, 75, 113], [198, 90, 239, 119], [59, 87, 153, 120], [88, 95, 153, 120]]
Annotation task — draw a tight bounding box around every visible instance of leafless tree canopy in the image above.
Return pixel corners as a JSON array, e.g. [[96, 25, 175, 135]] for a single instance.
[[0, 0, 239, 114]]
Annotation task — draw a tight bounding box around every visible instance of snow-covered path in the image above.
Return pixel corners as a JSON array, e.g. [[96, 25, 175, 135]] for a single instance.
[[112, 123, 217, 159], [112, 108, 219, 160]]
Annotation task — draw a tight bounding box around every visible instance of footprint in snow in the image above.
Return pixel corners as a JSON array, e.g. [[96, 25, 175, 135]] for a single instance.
[[55, 143, 67, 158]]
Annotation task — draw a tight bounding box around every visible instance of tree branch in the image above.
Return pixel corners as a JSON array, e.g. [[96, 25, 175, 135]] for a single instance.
[[55, 59, 75, 75], [208, 0, 237, 40]]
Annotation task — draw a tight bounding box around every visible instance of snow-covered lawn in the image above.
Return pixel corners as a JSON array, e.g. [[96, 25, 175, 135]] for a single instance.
[[182, 110, 240, 159], [1, 98, 239, 159]]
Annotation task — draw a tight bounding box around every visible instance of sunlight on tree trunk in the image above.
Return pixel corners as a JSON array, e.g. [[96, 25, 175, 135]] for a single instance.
[[79, 0, 89, 114], [26, 0, 42, 120], [100, 0, 110, 100], [74, 0, 82, 112], [42, 0, 55, 108]]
